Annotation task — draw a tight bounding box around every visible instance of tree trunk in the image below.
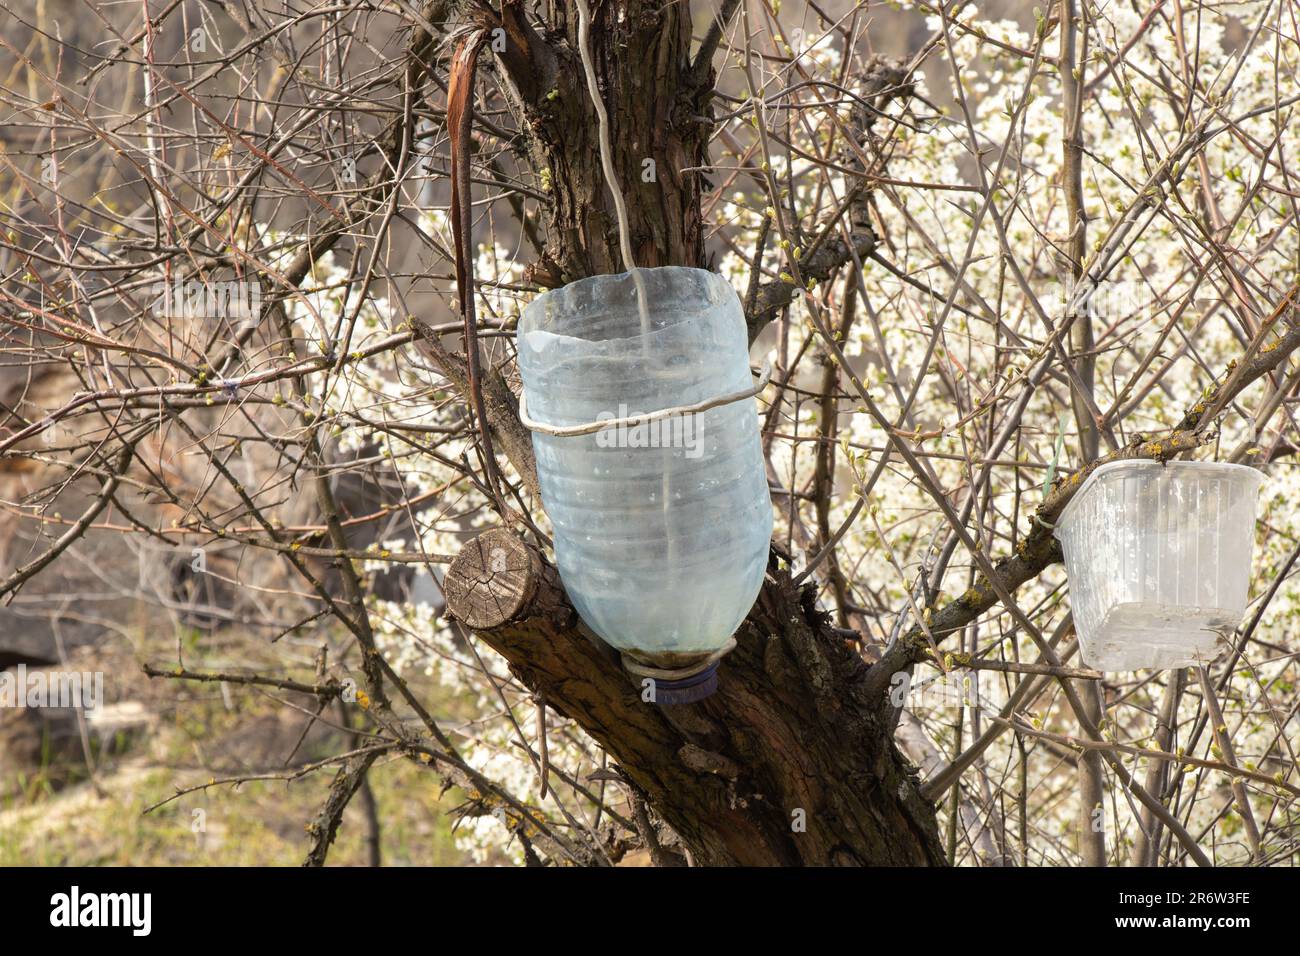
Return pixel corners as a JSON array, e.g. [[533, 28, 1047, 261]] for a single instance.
[[485, 0, 710, 284], [445, 530, 943, 866], [443, 0, 944, 865]]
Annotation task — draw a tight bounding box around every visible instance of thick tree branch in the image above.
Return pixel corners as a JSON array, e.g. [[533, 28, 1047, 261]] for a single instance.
[[443, 530, 945, 865], [746, 230, 877, 344], [689, 0, 743, 84]]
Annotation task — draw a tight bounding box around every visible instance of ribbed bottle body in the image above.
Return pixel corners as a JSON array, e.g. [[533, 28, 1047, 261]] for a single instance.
[[1056, 460, 1262, 670], [517, 267, 772, 665]]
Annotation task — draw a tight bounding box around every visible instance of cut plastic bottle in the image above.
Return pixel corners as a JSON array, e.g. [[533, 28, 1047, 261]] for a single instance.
[[1054, 460, 1263, 671], [516, 266, 773, 678]]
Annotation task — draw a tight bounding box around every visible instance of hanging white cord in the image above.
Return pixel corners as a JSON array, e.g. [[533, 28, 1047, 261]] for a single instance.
[[519, 360, 773, 436], [573, 0, 690, 670], [573, 0, 637, 276]]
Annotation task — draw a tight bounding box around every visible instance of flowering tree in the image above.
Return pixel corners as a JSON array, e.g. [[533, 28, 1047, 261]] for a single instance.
[[2, 0, 1299, 866]]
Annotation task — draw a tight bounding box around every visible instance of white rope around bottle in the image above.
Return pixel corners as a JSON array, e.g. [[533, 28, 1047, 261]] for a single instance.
[[573, 0, 637, 278], [516, 360, 772, 437], [620, 638, 737, 681]]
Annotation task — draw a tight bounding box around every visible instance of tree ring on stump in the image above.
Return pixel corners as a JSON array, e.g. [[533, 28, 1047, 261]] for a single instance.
[[444, 529, 541, 630]]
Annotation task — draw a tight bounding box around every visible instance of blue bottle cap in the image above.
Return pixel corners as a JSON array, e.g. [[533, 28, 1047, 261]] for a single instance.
[[649, 661, 720, 705]]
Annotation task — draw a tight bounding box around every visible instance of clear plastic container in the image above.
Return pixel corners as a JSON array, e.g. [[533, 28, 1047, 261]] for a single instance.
[[1054, 460, 1263, 671], [516, 267, 772, 668]]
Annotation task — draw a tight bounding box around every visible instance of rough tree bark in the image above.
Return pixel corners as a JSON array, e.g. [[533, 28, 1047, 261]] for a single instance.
[[432, 0, 946, 865], [444, 531, 945, 865], [482, 0, 712, 284]]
